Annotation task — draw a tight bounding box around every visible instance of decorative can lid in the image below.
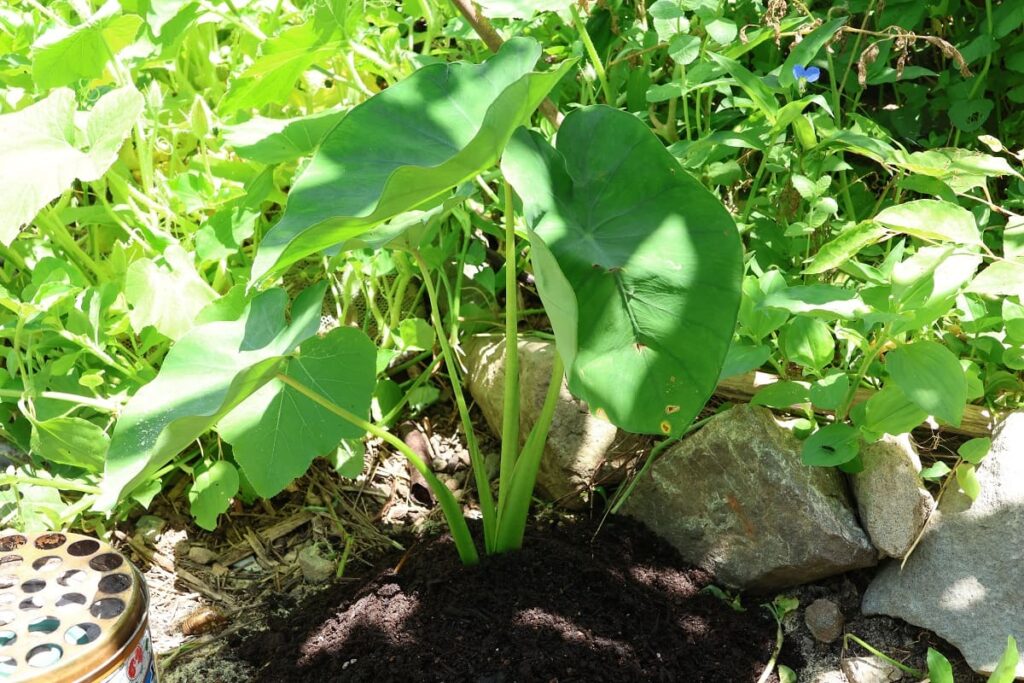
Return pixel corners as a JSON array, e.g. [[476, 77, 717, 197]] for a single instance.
[[0, 531, 147, 682]]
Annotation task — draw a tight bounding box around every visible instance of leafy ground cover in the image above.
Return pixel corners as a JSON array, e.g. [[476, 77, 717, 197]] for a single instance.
[[2, 0, 1024, 679]]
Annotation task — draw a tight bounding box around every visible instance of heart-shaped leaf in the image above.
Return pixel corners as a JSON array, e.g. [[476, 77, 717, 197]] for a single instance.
[[502, 105, 742, 436], [97, 284, 326, 510], [251, 38, 575, 281], [217, 327, 376, 498], [0, 86, 143, 245]]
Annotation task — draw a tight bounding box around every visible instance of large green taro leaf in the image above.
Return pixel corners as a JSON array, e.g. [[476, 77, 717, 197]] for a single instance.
[[502, 106, 742, 436], [96, 284, 326, 511], [250, 37, 574, 281], [217, 327, 376, 498]]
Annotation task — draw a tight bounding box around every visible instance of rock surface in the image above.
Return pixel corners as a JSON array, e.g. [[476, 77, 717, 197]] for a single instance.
[[850, 435, 934, 558], [463, 336, 645, 508], [863, 411, 1024, 678], [841, 656, 904, 682], [620, 404, 876, 590], [298, 545, 335, 583], [805, 598, 845, 643]]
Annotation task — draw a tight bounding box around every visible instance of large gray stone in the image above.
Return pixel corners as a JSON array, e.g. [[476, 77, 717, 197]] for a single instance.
[[620, 404, 876, 590], [863, 412, 1024, 678], [850, 435, 934, 559], [463, 336, 644, 508]]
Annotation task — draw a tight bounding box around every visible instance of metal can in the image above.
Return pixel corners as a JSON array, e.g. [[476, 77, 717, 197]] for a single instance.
[[0, 531, 158, 682]]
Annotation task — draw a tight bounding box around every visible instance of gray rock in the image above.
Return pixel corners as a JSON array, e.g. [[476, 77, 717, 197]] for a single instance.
[[840, 656, 903, 682], [187, 545, 218, 565], [298, 545, 335, 583], [463, 336, 645, 508], [863, 411, 1024, 678], [850, 435, 934, 558], [805, 598, 845, 643], [812, 673, 848, 683], [620, 404, 876, 590]]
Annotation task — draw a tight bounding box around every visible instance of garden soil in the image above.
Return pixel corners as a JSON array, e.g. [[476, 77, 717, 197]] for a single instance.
[[231, 516, 791, 682]]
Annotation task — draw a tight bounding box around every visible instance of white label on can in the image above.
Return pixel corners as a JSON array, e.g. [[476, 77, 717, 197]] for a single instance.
[[100, 629, 157, 683]]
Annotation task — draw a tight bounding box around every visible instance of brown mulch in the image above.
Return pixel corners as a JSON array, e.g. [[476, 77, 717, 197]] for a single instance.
[[232, 516, 792, 682]]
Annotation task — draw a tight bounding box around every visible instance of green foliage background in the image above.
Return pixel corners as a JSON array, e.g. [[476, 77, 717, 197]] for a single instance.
[[0, 0, 1021, 538]]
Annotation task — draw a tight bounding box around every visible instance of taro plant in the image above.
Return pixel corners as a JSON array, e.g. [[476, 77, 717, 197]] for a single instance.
[[95, 36, 743, 563]]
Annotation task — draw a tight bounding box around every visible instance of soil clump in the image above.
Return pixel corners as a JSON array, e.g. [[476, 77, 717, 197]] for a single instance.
[[234, 516, 787, 682]]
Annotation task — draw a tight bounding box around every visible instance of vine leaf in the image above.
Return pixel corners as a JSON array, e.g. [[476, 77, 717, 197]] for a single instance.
[[886, 340, 966, 426], [250, 37, 575, 281], [218, 327, 376, 498], [502, 105, 743, 436], [0, 86, 143, 245], [96, 284, 326, 511], [189, 460, 240, 531]]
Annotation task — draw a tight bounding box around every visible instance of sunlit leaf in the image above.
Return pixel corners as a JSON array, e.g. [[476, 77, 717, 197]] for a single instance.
[[0, 87, 143, 245], [124, 245, 218, 340], [97, 285, 326, 510], [503, 105, 742, 435], [223, 109, 346, 164], [874, 199, 981, 245], [29, 416, 108, 473], [31, 1, 142, 89], [886, 341, 966, 426], [251, 38, 575, 281], [802, 422, 860, 466], [188, 460, 240, 531], [217, 328, 376, 498], [927, 648, 954, 683]]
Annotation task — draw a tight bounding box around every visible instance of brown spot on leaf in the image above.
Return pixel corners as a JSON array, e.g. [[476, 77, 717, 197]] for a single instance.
[[659, 421, 672, 434], [665, 405, 680, 415]]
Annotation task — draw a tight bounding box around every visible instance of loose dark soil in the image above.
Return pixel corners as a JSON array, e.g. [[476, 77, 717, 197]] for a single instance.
[[233, 517, 789, 682]]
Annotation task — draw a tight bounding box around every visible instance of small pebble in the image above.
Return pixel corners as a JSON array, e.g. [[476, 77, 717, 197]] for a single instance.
[[187, 546, 219, 565], [841, 656, 903, 682], [812, 673, 847, 683], [804, 598, 845, 643], [298, 545, 335, 584]]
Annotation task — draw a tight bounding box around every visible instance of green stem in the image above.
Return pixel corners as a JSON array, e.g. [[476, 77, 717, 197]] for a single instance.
[[414, 251, 498, 552], [0, 474, 100, 495], [741, 152, 770, 224], [836, 327, 891, 421], [756, 606, 786, 683], [679, 64, 692, 141], [38, 210, 103, 280], [953, 0, 993, 147], [493, 350, 564, 552], [0, 389, 117, 412], [843, 634, 925, 678], [608, 413, 715, 516], [381, 354, 443, 425], [570, 4, 615, 105], [0, 243, 27, 272], [276, 372, 479, 565], [497, 182, 521, 525]]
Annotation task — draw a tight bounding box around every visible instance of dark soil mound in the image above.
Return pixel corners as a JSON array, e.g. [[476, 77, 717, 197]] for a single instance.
[[235, 517, 787, 682]]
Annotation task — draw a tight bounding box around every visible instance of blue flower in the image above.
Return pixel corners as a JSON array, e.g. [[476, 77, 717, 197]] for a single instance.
[[792, 64, 821, 83]]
